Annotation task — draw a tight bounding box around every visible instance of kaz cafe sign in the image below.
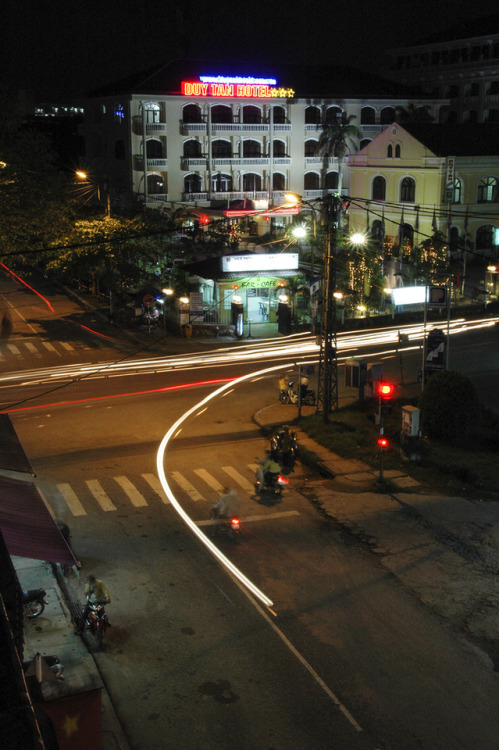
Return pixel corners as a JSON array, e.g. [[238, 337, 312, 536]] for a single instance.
[[181, 74, 294, 99]]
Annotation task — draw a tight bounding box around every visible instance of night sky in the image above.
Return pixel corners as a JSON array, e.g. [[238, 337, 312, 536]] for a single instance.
[[1, 0, 497, 101]]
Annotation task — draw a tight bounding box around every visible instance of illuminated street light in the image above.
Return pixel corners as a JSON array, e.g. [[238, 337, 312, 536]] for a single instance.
[[350, 232, 366, 246], [292, 225, 307, 239], [75, 169, 110, 217]]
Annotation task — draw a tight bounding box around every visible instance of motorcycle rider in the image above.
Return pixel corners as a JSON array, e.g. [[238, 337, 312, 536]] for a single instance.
[[77, 574, 111, 633], [257, 452, 282, 489], [211, 488, 240, 520], [271, 425, 297, 469]]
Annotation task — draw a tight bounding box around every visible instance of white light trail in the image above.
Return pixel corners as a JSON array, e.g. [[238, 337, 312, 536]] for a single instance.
[[156, 364, 286, 609]]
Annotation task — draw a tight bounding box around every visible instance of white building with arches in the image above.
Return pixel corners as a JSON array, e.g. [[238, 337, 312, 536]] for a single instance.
[[79, 59, 443, 231]]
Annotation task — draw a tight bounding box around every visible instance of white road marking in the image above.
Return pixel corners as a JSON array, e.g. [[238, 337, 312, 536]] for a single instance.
[[194, 468, 223, 492], [7, 344, 20, 355], [57, 483, 87, 516], [222, 465, 254, 490], [86, 479, 117, 511], [60, 341, 74, 351], [170, 471, 204, 501], [42, 341, 59, 354], [142, 473, 169, 503], [196, 510, 300, 526], [25, 342, 39, 354], [114, 476, 147, 507]]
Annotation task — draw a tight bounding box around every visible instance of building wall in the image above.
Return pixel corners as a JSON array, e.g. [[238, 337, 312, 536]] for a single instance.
[[80, 91, 444, 217]]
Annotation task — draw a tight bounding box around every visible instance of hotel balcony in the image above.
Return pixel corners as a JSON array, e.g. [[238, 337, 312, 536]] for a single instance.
[[180, 121, 292, 135], [134, 156, 168, 170]]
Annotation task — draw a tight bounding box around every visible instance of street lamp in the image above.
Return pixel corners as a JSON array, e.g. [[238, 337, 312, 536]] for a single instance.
[[75, 170, 111, 217]]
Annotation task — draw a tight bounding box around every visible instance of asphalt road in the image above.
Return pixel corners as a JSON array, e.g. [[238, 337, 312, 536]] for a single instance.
[[3, 276, 499, 748]]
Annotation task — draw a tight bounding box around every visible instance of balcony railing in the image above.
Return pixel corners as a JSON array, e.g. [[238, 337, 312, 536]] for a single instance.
[[145, 122, 167, 133], [146, 193, 169, 202], [134, 156, 168, 170], [181, 157, 207, 169]]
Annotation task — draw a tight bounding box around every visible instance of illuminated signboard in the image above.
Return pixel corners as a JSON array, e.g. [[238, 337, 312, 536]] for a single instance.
[[181, 76, 294, 98], [222, 254, 299, 273]]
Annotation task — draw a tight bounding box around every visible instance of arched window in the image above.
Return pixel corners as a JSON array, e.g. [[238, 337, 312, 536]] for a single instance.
[[400, 176, 416, 202], [147, 174, 163, 194], [305, 106, 321, 124], [361, 107, 375, 124], [395, 144, 401, 158], [387, 145, 393, 158], [183, 140, 202, 157], [241, 105, 262, 124], [142, 101, 161, 123], [325, 106, 342, 123], [400, 223, 414, 247], [450, 177, 461, 204], [372, 176, 386, 201], [211, 105, 232, 124], [212, 172, 232, 192], [449, 226, 460, 253], [273, 140, 286, 157], [304, 139, 318, 157], [304, 172, 320, 190], [477, 176, 499, 203], [114, 139, 125, 160], [380, 107, 395, 124], [325, 171, 339, 190], [243, 139, 262, 157], [476, 225, 495, 250], [242, 173, 261, 191], [273, 173, 285, 190], [146, 139, 163, 158], [486, 109, 499, 123], [212, 139, 232, 157], [271, 106, 286, 124], [184, 174, 202, 193], [183, 104, 202, 123]]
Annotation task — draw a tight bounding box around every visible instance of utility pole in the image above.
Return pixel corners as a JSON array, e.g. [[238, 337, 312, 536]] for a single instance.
[[316, 193, 341, 421]]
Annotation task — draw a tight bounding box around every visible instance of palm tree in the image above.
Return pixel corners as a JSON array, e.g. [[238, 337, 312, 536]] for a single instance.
[[316, 112, 361, 196]]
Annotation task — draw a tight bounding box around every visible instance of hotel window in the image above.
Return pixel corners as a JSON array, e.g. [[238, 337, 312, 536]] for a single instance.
[[183, 104, 202, 123], [184, 174, 202, 193], [271, 106, 286, 124], [211, 105, 232, 124], [325, 171, 338, 190], [477, 176, 498, 203], [305, 106, 321, 124], [360, 107, 375, 124], [212, 140, 232, 157], [183, 140, 202, 157], [273, 140, 286, 157], [304, 172, 320, 190], [304, 139, 318, 157], [450, 178, 462, 204], [243, 140, 262, 158], [241, 105, 262, 124]]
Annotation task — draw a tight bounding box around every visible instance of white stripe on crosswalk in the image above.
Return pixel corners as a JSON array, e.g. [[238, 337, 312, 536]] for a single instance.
[[42, 341, 59, 354], [114, 476, 147, 507], [25, 342, 40, 355], [170, 471, 205, 501], [7, 344, 20, 354], [194, 468, 223, 493], [86, 479, 117, 511], [60, 341, 74, 351], [142, 473, 169, 503], [57, 483, 87, 516], [222, 465, 254, 491]]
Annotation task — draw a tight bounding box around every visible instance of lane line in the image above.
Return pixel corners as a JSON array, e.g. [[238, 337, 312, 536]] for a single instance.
[[114, 476, 148, 507], [57, 483, 87, 517], [170, 471, 204, 501], [194, 468, 223, 492], [222, 465, 254, 491], [86, 479, 117, 511], [142, 473, 169, 503], [196, 510, 300, 526]]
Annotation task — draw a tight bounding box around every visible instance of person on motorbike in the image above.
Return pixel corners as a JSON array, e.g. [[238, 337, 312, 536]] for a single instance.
[[259, 453, 282, 488], [271, 425, 297, 468], [211, 488, 240, 520], [77, 574, 111, 633]]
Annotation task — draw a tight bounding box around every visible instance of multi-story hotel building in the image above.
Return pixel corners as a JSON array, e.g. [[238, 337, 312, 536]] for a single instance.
[[79, 59, 444, 231]]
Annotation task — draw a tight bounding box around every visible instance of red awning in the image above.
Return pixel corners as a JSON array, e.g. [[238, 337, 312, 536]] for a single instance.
[[0, 414, 34, 474], [0, 475, 79, 566]]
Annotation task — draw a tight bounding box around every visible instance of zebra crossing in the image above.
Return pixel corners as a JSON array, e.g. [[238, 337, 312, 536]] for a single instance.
[[43, 464, 263, 518], [0, 338, 110, 362]]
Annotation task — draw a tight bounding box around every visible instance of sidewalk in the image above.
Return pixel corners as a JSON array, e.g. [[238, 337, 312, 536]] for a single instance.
[[15, 555, 130, 750]]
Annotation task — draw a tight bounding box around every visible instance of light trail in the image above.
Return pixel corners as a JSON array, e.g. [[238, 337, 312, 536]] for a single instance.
[[0, 316, 496, 390], [156, 365, 286, 609]]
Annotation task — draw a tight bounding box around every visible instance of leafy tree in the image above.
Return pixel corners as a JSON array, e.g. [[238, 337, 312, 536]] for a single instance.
[[418, 370, 479, 447], [316, 112, 361, 195]]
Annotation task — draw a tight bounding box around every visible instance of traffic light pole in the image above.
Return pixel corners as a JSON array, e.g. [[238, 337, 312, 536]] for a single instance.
[[316, 194, 341, 422]]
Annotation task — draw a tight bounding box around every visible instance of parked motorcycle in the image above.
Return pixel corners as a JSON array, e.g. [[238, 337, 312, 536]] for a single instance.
[[23, 589, 48, 619], [85, 601, 110, 646], [279, 380, 316, 406]]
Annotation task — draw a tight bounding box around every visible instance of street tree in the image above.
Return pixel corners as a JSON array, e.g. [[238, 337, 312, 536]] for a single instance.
[[316, 112, 361, 196]]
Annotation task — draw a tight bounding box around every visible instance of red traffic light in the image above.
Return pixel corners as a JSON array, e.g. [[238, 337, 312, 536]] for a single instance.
[[377, 436, 389, 449], [378, 382, 395, 399]]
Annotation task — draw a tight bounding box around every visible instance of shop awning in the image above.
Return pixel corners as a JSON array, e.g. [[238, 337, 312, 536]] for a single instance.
[[0, 414, 34, 474], [0, 475, 79, 566]]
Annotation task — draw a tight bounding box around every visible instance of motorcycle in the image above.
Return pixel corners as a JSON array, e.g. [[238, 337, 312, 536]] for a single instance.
[[270, 432, 298, 471], [23, 589, 48, 619], [210, 514, 241, 540], [279, 380, 316, 406], [255, 464, 290, 497], [85, 601, 110, 646]]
